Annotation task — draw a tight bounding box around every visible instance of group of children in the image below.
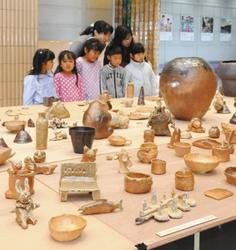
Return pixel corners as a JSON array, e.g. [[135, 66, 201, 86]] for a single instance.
[[23, 24, 158, 105]]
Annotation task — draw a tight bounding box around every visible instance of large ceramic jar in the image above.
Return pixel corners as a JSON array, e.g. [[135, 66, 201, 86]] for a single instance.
[[36, 112, 48, 150], [160, 57, 217, 120], [216, 61, 236, 97]]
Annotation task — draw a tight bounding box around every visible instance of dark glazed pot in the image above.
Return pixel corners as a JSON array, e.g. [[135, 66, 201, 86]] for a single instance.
[[69, 126, 95, 154], [216, 61, 236, 97], [160, 57, 217, 120]]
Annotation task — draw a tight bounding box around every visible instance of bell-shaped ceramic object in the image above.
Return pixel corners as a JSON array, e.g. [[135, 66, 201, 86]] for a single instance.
[[14, 127, 32, 144], [137, 86, 145, 105], [0, 137, 8, 148]]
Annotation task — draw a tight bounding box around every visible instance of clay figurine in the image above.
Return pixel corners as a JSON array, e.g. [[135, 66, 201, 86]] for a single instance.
[[115, 149, 132, 174], [78, 199, 123, 215], [137, 86, 145, 105], [13, 178, 39, 229], [147, 104, 173, 136], [50, 130, 67, 141], [137, 142, 158, 163], [49, 118, 68, 129], [229, 98, 236, 124], [81, 146, 97, 162], [33, 151, 46, 163], [83, 100, 113, 139], [213, 92, 230, 114], [99, 90, 112, 110], [188, 117, 205, 133], [27, 118, 35, 127], [167, 125, 181, 149]]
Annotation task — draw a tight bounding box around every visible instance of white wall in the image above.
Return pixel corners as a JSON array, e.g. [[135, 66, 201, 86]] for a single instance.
[[160, 0, 236, 64], [39, 0, 112, 41]]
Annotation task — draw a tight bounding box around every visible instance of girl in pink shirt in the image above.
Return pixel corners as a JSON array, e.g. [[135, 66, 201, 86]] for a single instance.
[[76, 38, 105, 100], [54, 50, 85, 102]]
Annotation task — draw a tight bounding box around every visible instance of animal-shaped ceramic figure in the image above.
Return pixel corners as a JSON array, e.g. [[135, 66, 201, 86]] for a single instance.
[[188, 117, 205, 133], [14, 178, 39, 229], [81, 146, 97, 162], [83, 100, 113, 139], [115, 149, 132, 174]]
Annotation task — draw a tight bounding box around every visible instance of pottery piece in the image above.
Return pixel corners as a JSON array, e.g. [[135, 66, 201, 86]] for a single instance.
[[27, 118, 35, 127], [147, 105, 173, 136], [174, 142, 191, 157], [115, 149, 132, 174], [151, 159, 166, 175], [110, 111, 129, 129], [127, 82, 134, 98], [208, 126, 220, 138], [144, 129, 155, 143], [192, 138, 221, 149], [224, 167, 236, 186], [3, 120, 26, 133], [50, 130, 67, 141], [49, 118, 68, 129], [49, 214, 86, 242], [36, 112, 48, 150], [160, 57, 217, 120], [46, 101, 70, 119], [13, 178, 39, 229], [43, 96, 59, 107], [0, 137, 8, 148], [0, 147, 15, 165], [167, 127, 181, 148], [137, 86, 145, 105], [129, 112, 149, 120], [33, 151, 46, 163], [137, 142, 158, 163], [213, 92, 230, 114], [14, 127, 32, 144], [108, 135, 132, 146], [124, 99, 134, 107], [216, 61, 236, 97], [78, 199, 123, 215], [69, 126, 95, 154], [212, 143, 230, 162], [81, 146, 97, 162], [181, 130, 192, 139], [184, 153, 220, 174], [221, 123, 236, 144], [230, 99, 236, 124], [83, 100, 113, 139], [5, 161, 35, 199], [188, 118, 205, 133], [175, 170, 194, 191], [59, 162, 100, 201], [125, 172, 152, 194], [204, 188, 233, 200]]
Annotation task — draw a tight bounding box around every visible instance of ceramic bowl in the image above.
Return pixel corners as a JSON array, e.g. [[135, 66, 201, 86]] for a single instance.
[[0, 147, 14, 165], [125, 172, 152, 194], [48, 214, 87, 242], [3, 120, 26, 133], [184, 153, 220, 174], [174, 142, 191, 157], [224, 167, 236, 186]]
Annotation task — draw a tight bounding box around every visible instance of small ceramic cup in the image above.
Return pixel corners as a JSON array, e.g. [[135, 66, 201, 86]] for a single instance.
[[144, 129, 155, 143], [151, 159, 166, 175], [174, 142, 191, 157]]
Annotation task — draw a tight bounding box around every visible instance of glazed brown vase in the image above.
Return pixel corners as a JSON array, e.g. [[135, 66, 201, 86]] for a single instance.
[[83, 100, 113, 139], [36, 112, 48, 150], [216, 61, 236, 97], [160, 57, 217, 120]]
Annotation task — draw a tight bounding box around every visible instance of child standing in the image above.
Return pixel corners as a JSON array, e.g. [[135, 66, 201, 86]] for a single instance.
[[76, 38, 105, 100], [23, 49, 56, 105], [125, 42, 158, 97], [100, 44, 126, 98], [54, 50, 85, 102]]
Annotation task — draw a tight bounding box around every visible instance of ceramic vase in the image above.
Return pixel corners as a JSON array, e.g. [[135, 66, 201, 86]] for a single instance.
[[36, 112, 48, 150]]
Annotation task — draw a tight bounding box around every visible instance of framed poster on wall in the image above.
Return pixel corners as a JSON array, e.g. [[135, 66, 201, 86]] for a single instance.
[[220, 17, 232, 41], [160, 13, 173, 41], [180, 15, 194, 41], [201, 16, 214, 41]]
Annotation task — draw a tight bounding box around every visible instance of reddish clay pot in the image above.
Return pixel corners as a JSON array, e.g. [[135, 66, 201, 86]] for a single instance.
[[160, 57, 217, 120]]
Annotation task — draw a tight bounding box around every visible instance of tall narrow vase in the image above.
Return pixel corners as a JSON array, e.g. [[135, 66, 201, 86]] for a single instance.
[[36, 112, 48, 150]]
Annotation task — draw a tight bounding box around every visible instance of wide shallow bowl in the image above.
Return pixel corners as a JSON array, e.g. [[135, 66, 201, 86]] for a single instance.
[[184, 153, 220, 174], [224, 167, 236, 186], [3, 120, 26, 133], [48, 214, 87, 242], [125, 172, 152, 194], [0, 147, 14, 165]]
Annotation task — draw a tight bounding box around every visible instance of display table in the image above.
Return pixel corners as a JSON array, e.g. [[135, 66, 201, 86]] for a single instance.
[[0, 97, 235, 250]]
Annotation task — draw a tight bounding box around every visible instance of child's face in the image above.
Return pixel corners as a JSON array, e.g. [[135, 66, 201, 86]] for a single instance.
[[132, 53, 145, 63], [60, 55, 75, 73], [108, 54, 122, 67], [41, 60, 54, 73], [95, 31, 112, 44], [84, 48, 100, 63], [121, 34, 132, 48]]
